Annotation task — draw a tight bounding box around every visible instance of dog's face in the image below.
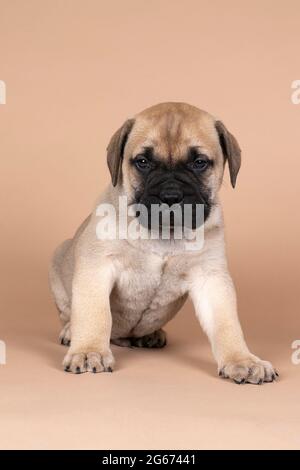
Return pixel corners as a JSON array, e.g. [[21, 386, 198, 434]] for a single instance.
[[107, 103, 241, 230]]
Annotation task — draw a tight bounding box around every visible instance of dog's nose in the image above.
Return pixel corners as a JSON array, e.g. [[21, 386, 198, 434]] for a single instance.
[[159, 189, 183, 206]]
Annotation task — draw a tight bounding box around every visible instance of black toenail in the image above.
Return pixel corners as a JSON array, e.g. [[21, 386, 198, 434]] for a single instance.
[[92, 367, 97, 373], [64, 366, 70, 372], [234, 379, 244, 384], [76, 366, 81, 374], [107, 367, 113, 372]]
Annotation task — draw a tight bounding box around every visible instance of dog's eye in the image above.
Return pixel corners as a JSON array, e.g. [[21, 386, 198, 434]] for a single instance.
[[190, 158, 208, 171], [134, 156, 151, 171]]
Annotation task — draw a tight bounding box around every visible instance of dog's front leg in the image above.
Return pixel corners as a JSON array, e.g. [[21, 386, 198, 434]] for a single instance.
[[190, 271, 278, 384], [63, 262, 115, 374]]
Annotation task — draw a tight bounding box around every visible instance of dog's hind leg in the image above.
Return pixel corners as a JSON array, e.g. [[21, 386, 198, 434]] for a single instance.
[[59, 321, 71, 346], [111, 329, 167, 349], [49, 240, 73, 344], [130, 329, 167, 348]]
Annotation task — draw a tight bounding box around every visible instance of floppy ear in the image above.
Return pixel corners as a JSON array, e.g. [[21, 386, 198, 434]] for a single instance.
[[106, 119, 135, 187], [215, 120, 241, 188]]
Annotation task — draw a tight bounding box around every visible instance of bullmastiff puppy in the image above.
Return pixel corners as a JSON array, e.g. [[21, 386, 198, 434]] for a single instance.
[[49, 102, 278, 384]]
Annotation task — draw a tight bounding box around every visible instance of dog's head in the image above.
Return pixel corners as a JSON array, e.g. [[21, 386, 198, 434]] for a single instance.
[[107, 102, 241, 230]]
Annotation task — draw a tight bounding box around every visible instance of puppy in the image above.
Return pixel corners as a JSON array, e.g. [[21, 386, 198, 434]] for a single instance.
[[49, 102, 278, 384]]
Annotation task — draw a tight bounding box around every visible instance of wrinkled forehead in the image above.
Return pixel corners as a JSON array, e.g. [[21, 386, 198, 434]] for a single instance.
[[126, 107, 221, 161]]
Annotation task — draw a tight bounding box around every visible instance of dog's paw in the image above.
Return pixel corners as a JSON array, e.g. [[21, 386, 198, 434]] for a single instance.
[[63, 349, 115, 374], [111, 329, 167, 349], [219, 357, 279, 385], [59, 322, 71, 346], [130, 329, 167, 348]]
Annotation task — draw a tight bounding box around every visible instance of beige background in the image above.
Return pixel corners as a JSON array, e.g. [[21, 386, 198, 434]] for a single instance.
[[0, 0, 300, 450]]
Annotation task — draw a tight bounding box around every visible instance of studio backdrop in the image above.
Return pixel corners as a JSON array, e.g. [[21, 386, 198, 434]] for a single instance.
[[0, 0, 299, 450]]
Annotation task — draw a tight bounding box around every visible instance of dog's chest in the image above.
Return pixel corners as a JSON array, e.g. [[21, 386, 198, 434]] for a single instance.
[[118, 254, 185, 307], [110, 250, 188, 336]]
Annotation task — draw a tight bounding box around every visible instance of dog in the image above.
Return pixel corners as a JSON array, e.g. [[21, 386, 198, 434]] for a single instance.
[[49, 102, 278, 384]]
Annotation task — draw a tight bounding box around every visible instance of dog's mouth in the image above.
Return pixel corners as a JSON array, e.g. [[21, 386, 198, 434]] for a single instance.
[[132, 198, 211, 231]]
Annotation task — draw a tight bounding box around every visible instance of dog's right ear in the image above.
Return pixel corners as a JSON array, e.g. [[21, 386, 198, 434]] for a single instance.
[[107, 119, 135, 187]]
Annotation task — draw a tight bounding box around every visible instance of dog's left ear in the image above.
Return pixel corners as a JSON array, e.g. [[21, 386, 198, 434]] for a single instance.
[[215, 120, 241, 188], [107, 119, 135, 187]]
